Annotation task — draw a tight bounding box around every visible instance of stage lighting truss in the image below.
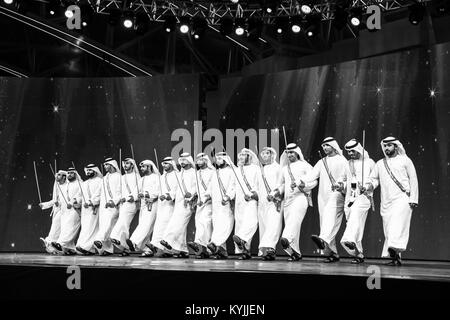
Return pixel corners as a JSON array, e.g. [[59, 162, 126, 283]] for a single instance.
[[84, 1, 434, 26]]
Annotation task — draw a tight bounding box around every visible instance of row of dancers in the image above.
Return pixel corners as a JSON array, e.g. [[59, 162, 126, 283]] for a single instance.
[[38, 136, 418, 266]]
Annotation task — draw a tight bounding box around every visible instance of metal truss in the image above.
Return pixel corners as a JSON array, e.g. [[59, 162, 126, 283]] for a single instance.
[[84, 0, 434, 24]]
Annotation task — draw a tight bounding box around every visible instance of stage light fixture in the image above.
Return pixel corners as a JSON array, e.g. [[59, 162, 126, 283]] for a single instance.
[[192, 16, 207, 39], [163, 15, 177, 33], [304, 13, 321, 37], [3, 0, 14, 5], [409, 3, 426, 25], [230, 0, 239, 3], [234, 18, 246, 36], [301, 4, 312, 15], [290, 15, 302, 33], [274, 16, 289, 34], [65, 8, 74, 18], [48, 0, 59, 16], [122, 11, 135, 29], [179, 16, 191, 34], [349, 7, 363, 27], [260, 0, 278, 14]]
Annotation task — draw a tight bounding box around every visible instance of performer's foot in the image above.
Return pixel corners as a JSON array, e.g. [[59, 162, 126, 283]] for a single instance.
[[64, 248, 77, 256], [239, 252, 251, 260], [311, 235, 325, 250], [100, 251, 113, 256], [323, 253, 340, 263], [39, 237, 47, 248], [111, 239, 121, 246], [387, 247, 402, 265], [125, 239, 136, 252], [343, 241, 357, 251], [141, 250, 154, 257], [145, 243, 157, 253], [160, 240, 172, 250], [232, 235, 246, 251], [94, 241, 103, 250], [160, 252, 174, 258], [76, 246, 90, 255], [288, 251, 302, 262], [280, 238, 290, 250], [195, 251, 210, 259], [174, 251, 189, 259], [51, 242, 63, 252], [207, 242, 218, 255], [187, 241, 200, 255], [262, 248, 276, 261], [120, 251, 130, 257], [351, 257, 365, 264], [216, 247, 228, 259]]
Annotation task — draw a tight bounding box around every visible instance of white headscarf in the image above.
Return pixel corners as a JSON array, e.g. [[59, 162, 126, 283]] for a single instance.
[[67, 167, 83, 182], [84, 164, 103, 178], [280, 143, 305, 167], [237, 148, 259, 166], [55, 170, 67, 179], [104, 158, 120, 173], [162, 156, 178, 172], [139, 159, 160, 175], [196, 152, 215, 170], [261, 146, 278, 163], [322, 137, 343, 156], [344, 139, 370, 159], [381, 136, 406, 157], [122, 158, 140, 175], [178, 152, 195, 168]]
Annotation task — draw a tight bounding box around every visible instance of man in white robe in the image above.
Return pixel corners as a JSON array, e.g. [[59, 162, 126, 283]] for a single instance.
[[365, 137, 419, 266], [340, 139, 375, 264], [127, 160, 160, 257], [187, 153, 214, 259], [272, 143, 315, 261], [39, 170, 67, 254], [149, 156, 178, 257], [94, 158, 121, 255], [75, 164, 103, 255], [160, 153, 197, 258], [51, 167, 82, 255], [207, 152, 236, 259], [110, 157, 140, 256], [232, 148, 260, 260], [306, 137, 348, 263], [256, 147, 283, 261]]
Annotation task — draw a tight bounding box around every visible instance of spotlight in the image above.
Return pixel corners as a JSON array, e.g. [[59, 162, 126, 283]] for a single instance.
[[192, 16, 207, 39], [274, 16, 289, 34], [304, 13, 321, 37], [260, 0, 278, 14], [122, 11, 135, 29], [301, 5, 312, 15], [123, 18, 133, 28], [234, 17, 247, 36], [82, 21, 87, 27], [48, 0, 59, 16], [50, 10, 55, 15], [230, 0, 239, 3], [349, 7, 363, 27], [179, 16, 191, 34], [409, 3, 426, 25], [290, 15, 302, 33], [163, 15, 177, 33], [220, 17, 234, 35], [65, 8, 74, 18], [3, 0, 14, 4]]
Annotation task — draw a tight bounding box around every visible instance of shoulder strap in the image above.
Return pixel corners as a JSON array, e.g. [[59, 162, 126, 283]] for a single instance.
[[383, 158, 407, 194], [322, 157, 336, 184], [240, 165, 253, 191]]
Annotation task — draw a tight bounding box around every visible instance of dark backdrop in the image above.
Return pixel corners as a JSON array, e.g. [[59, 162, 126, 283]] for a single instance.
[[0, 75, 200, 251], [206, 42, 450, 261]]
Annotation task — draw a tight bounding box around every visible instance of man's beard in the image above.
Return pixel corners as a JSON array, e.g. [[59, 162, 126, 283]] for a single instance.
[[385, 149, 395, 156], [217, 162, 226, 169], [164, 166, 173, 172], [87, 172, 95, 178], [68, 176, 76, 182]]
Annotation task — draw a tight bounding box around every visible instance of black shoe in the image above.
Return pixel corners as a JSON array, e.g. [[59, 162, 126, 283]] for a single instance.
[[174, 251, 189, 259], [216, 246, 228, 259], [187, 241, 200, 255], [288, 252, 302, 262], [94, 241, 103, 250], [280, 238, 290, 250], [239, 252, 251, 260], [160, 252, 174, 258], [262, 248, 276, 261], [387, 247, 396, 258], [160, 240, 172, 250], [64, 248, 77, 255], [351, 257, 365, 264], [120, 251, 130, 257], [343, 241, 357, 251], [100, 251, 113, 256], [76, 246, 90, 255], [141, 251, 154, 257], [111, 239, 120, 246], [233, 235, 246, 251], [145, 243, 157, 253], [125, 239, 136, 252], [311, 235, 325, 250], [385, 259, 402, 266], [195, 251, 210, 259], [51, 242, 63, 252], [207, 242, 218, 254], [323, 254, 340, 263]]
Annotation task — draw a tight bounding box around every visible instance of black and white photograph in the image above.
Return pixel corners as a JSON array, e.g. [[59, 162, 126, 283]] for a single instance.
[[0, 0, 450, 314]]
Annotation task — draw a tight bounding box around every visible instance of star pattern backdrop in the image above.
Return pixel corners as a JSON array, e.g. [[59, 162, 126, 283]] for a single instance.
[[0, 75, 200, 251], [207, 43, 450, 261]]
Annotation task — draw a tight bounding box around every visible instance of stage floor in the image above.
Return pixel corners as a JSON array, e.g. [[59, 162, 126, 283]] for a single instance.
[[1, 253, 450, 283]]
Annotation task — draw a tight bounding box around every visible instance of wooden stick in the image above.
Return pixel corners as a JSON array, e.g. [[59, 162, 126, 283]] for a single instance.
[[33, 161, 42, 203], [71, 161, 87, 204], [49, 163, 68, 205]]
